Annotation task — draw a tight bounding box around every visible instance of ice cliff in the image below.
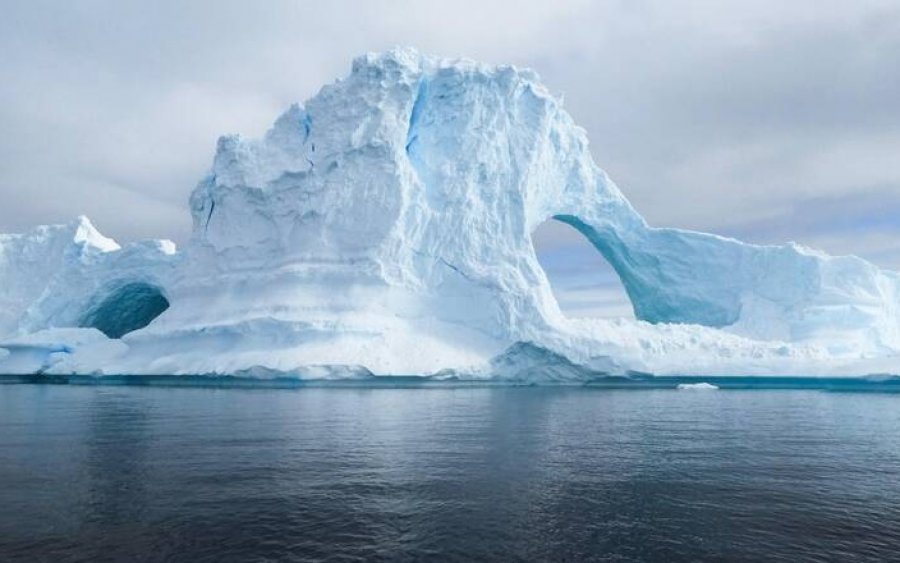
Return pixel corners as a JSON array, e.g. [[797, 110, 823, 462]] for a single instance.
[[2, 48, 899, 380]]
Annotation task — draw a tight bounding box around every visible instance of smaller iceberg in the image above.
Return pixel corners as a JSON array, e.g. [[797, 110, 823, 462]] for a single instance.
[[676, 382, 720, 391]]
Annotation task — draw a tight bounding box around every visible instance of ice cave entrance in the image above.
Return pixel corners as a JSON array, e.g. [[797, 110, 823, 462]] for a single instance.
[[532, 220, 634, 319], [80, 282, 170, 339]]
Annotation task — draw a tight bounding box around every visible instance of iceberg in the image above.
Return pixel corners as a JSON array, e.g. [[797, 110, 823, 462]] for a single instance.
[[1, 48, 898, 381], [676, 383, 720, 391]]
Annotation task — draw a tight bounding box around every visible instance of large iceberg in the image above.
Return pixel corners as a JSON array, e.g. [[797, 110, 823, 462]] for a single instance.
[[2, 48, 898, 380]]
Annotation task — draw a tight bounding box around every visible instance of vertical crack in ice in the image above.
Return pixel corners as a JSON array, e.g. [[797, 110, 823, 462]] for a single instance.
[[304, 116, 315, 171], [205, 200, 216, 233], [302, 113, 312, 143], [406, 78, 429, 154]]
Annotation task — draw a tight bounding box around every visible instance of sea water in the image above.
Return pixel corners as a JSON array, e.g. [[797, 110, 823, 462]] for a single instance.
[[2, 383, 900, 561]]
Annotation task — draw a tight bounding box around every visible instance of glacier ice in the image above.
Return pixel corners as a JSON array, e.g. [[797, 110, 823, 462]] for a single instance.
[[1, 47, 899, 381]]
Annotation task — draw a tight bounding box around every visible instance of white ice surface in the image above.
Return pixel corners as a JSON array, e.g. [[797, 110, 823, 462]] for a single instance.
[[1, 48, 899, 380]]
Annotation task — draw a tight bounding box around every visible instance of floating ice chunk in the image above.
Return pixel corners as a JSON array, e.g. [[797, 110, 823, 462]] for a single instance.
[[676, 382, 720, 391]]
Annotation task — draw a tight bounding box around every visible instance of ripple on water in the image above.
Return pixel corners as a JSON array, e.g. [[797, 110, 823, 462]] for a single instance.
[[1, 386, 900, 562]]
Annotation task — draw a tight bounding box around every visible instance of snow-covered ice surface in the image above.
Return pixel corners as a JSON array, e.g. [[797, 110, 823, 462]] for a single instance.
[[2, 48, 899, 381]]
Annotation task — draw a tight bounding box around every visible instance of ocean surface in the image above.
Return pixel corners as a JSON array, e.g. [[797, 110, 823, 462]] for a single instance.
[[2, 383, 900, 562]]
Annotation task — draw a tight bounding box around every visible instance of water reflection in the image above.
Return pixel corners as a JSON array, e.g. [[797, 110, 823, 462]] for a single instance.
[[85, 390, 152, 528], [1, 386, 900, 561]]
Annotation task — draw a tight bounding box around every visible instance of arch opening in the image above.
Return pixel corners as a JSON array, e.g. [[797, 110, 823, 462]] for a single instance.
[[531, 219, 634, 319], [80, 282, 170, 339]]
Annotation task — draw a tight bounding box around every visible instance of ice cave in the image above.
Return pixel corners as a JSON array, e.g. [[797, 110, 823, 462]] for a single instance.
[[79, 282, 170, 339]]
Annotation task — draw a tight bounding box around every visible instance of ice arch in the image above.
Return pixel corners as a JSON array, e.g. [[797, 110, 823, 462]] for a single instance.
[[551, 214, 741, 327], [79, 282, 170, 339]]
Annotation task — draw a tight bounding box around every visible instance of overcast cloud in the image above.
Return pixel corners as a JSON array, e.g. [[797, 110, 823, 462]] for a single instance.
[[1, 1, 898, 314]]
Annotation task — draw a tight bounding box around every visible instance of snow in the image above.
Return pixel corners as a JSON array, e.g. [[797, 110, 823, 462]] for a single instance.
[[72, 215, 120, 252], [1, 48, 899, 381]]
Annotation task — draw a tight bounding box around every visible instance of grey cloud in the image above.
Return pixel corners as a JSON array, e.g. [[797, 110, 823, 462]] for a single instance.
[[0, 0, 897, 309], [536, 1, 900, 266]]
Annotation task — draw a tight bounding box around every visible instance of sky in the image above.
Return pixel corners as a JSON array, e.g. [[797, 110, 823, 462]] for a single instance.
[[2, 1, 898, 317]]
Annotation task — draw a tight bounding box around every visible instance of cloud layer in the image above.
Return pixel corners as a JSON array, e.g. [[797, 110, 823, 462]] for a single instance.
[[2, 1, 897, 315]]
